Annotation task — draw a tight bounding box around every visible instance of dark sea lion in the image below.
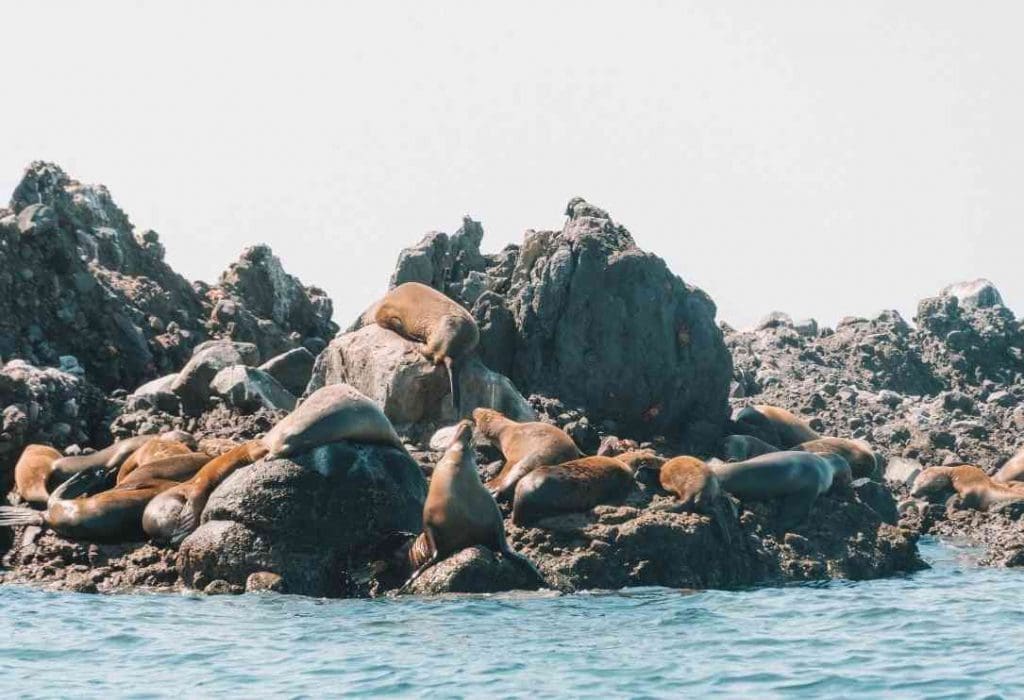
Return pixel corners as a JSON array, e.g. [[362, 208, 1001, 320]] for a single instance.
[[143, 440, 269, 544], [735, 405, 820, 448], [711, 451, 851, 528], [0, 467, 179, 542], [992, 447, 1024, 484], [372, 281, 479, 414], [473, 408, 582, 500], [796, 437, 879, 480], [116, 439, 195, 484], [511, 456, 635, 526], [12, 444, 62, 506], [118, 452, 212, 487], [721, 434, 779, 462], [400, 420, 542, 591], [263, 383, 404, 459], [910, 465, 1024, 511]]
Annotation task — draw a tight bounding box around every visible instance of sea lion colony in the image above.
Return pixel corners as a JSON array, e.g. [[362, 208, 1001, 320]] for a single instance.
[[0, 286, 1008, 594]]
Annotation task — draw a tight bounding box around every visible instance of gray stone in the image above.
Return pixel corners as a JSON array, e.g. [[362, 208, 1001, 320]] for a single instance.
[[210, 365, 296, 413], [941, 278, 1004, 310], [884, 457, 922, 487], [258, 347, 316, 396], [407, 545, 545, 595], [170, 341, 260, 408]]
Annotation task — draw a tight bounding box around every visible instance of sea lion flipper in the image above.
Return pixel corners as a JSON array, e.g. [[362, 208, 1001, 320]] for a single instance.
[[0, 506, 45, 528], [170, 497, 202, 545], [444, 356, 460, 418]]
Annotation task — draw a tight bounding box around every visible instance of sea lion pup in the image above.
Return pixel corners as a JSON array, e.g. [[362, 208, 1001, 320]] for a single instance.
[[116, 438, 195, 484], [400, 420, 542, 591], [371, 281, 479, 415], [143, 440, 269, 545], [511, 456, 636, 527], [910, 465, 1024, 511], [12, 444, 63, 506], [0, 467, 179, 542], [624, 452, 721, 512], [474, 408, 582, 500], [735, 405, 820, 448], [795, 437, 879, 480], [262, 384, 404, 459], [721, 434, 779, 462], [711, 451, 852, 529], [993, 447, 1024, 484]]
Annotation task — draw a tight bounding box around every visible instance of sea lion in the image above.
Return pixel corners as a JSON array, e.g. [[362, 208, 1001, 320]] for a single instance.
[[596, 436, 641, 457], [400, 420, 542, 591], [659, 456, 722, 513], [48, 435, 154, 486], [0, 466, 179, 542], [511, 456, 636, 526], [910, 465, 1024, 511], [118, 452, 212, 487], [116, 438, 195, 484], [12, 444, 63, 506], [721, 434, 779, 462], [992, 447, 1024, 484], [734, 405, 820, 448], [143, 440, 269, 544], [372, 281, 479, 414], [474, 408, 582, 500], [796, 437, 879, 480], [711, 451, 852, 528], [262, 383, 404, 459]]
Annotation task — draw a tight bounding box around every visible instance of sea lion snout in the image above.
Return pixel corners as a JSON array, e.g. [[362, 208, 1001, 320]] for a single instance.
[[450, 420, 475, 448]]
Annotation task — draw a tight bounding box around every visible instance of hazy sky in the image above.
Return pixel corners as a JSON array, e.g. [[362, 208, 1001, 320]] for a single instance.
[[2, 2, 1021, 329]]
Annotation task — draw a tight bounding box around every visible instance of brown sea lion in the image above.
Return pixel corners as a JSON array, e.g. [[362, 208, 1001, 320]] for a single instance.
[[263, 384, 404, 459], [796, 437, 879, 480], [49, 435, 154, 485], [735, 405, 820, 448], [659, 456, 722, 512], [12, 444, 63, 506], [721, 434, 779, 462], [911, 465, 1024, 511], [118, 452, 212, 487], [0, 466, 179, 542], [116, 439, 194, 484], [400, 420, 542, 591], [474, 408, 582, 500], [372, 281, 479, 414], [511, 456, 636, 526], [992, 447, 1024, 484], [711, 451, 851, 528], [143, 440, 269, 544]]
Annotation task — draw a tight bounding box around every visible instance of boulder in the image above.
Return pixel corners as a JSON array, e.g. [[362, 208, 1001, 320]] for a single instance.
[[178, 440, 427, 597], [941, 279, 1004, 310], [209, 365, 296, 413], [406, 546, 545, 595], [170, 341, 260, 408], [259, 347, 315, 396]]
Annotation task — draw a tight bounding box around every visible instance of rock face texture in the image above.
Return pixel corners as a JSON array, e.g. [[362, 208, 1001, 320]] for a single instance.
[[382, 203, 733, 445], [178, 441, 427, 597], [0, 162, 336, 396]]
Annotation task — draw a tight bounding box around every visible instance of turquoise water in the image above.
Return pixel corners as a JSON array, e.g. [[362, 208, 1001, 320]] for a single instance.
[[0, 538, 1020, 698]]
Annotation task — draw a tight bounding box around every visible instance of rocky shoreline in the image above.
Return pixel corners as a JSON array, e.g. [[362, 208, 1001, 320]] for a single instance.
[[1, 162, 1020, 597]]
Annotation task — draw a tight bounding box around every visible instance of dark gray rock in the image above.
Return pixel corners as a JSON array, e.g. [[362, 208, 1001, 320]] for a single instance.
[[210, 365, 296, 413], [259, 347, 315, 396], [170, 341, 260, 409], [407, 546, 545, 595]]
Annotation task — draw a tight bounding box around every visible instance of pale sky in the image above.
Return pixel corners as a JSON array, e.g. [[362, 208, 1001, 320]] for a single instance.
[[2, 2, 1021, 329]]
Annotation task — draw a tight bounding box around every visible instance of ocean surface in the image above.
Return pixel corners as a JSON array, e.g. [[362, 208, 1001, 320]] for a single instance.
[[0, 537, 1020, 698]]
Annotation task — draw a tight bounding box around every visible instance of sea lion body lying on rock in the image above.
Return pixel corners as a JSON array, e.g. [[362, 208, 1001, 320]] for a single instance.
[[13, 444, 62, 506], [627, 452, 721, 512], [142, 440, 268, 545], [993, 447, 1024, 484], [118, 452, 212, 487], [511, 456, 635, 526], [474, 408, 582, 500], [721, 434, 779, 462], [372, 282, 479, 414], [0, 467, 179, 542], [711, 451, 851, 528], [116, 439, 195, 484], [735, 405, 820, 448], [263, 384, 404, 458], [796, 437, 879, 480], [910, 465, 1024, 511], [400, 420, 542, 591]]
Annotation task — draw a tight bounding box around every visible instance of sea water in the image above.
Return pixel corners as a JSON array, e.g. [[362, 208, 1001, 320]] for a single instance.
[[0, 537, 1019, 698]]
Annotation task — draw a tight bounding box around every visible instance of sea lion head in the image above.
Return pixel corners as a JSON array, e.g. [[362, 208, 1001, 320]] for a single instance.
[[910, 467, 954, 500], [472, 408, 504, 437], [449, 419, 475, 450]]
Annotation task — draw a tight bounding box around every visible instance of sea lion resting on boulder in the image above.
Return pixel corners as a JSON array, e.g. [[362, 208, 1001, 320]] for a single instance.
[[796, 437, 879, 480], [13, 435, 154, 507], [992, 447, 1024, 484], [474, 408, 582, 501], [911, 465, 1024, 511], [371, 281, 479, 415], [143, 440, 269, 545], [400, 420, 542, 592], [116, 438, 196, 484], [511, 455, 636, 526], [734, 405, 820, 448], [262, 384, 404, 459], [711, 451, 852, 529]]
